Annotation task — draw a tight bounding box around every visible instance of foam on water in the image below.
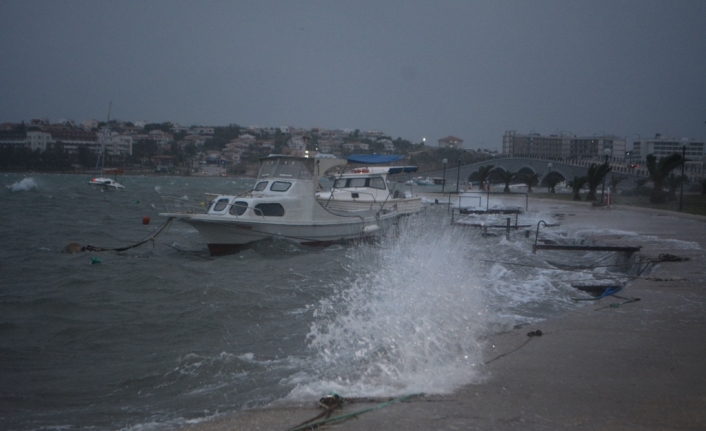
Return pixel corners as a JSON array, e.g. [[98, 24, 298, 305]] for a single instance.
[[286, 216, 487, 399], [6, 177, 39, 192]]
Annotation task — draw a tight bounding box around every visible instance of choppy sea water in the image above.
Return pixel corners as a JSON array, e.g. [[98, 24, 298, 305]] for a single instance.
[[1, 173, 644, 431]]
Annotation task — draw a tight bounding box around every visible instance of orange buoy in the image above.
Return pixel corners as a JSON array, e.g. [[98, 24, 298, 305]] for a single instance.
[[142, 216, 150, 225]]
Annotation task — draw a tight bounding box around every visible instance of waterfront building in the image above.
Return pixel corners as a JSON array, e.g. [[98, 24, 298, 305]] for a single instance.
[[632, 134, 704, 164], [438, 136, 464, 149], [503, 131, 626, 159]]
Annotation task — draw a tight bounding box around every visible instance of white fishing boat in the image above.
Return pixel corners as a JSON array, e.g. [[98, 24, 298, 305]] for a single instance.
[[160, 155, 398, 255], [316, 155, 422, 216]]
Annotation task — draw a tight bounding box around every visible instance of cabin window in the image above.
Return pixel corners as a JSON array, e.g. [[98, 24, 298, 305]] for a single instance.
[[298, 163, 314, 180], [229, 201, 248, 216], [369, 177, 386, 190], [273, 159, 303, 178], [254, 203, 285, 217], [333, 179, 348, 188], [212, 198, 230, 212], [349, 178, 366, 188], [270, 181, 292, 192], [254, 181, 268, 191], [257, 159, 276, 179]]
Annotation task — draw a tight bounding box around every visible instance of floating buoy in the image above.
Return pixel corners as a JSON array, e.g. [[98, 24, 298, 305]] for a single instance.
[[62, 242, 83, 254], [142, 215, 151, 225], [91, 257, 101, 265]]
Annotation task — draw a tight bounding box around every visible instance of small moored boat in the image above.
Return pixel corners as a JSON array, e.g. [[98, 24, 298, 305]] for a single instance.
[[160, 155, 398, 255], [88, 103, 125, 191], [89, 169, 125, 190], [315, 154, 422, 216]]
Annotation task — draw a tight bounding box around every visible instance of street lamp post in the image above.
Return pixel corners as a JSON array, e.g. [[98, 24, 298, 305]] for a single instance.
[[601, 149, 610, 204], [680, 138, 688, 212], [456, 158, 461, 194], [442, 158, 448, 194], [547, 163, 553, 193]]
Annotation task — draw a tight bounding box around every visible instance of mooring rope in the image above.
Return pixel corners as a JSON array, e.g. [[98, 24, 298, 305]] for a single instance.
[[484, 330, 543, 365], [286, 393, 420, 431], [82, 217, 174, 252]]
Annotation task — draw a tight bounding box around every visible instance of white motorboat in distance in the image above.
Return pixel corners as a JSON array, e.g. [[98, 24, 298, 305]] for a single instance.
[[88, 104, 125, 191], [316, 154, 422, 216], [160, 155, 399, 255], [89, 169, 125, 190]]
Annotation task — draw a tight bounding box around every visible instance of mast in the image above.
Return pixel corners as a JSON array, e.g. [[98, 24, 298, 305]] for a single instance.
[[95, 102, 112, 175]]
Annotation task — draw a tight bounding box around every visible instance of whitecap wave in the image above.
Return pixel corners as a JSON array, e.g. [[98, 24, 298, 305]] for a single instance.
[[7, 177, 38, 192]]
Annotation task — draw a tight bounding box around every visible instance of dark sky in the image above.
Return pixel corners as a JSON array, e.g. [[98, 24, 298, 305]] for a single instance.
[[2, 1, 705, 150]]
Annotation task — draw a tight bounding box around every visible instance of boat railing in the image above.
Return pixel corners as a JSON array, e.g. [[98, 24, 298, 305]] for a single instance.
[[160, 196, 207, 214], [322, 189, 385, 212], [320, 200, 397, 221]]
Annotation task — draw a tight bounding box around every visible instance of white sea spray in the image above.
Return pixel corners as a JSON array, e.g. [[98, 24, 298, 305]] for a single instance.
[[7, 177, 38, 192], [286, 216, 487, 399]]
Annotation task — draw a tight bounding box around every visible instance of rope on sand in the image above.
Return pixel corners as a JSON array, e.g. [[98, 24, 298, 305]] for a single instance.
[[286, 393, 421, 431]]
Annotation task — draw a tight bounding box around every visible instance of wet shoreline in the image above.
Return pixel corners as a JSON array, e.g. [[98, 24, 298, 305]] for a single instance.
[[178, 198, 706, 431]]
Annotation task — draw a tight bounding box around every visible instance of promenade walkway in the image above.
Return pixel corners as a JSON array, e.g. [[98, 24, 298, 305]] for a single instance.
[[185, 199, 706, 431]]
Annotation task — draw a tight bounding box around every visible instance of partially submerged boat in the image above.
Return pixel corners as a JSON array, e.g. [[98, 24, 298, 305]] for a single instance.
[[89, 103, 125, 190], [316, 154, 422, 216], [89, 169, 125, 190], [160, 155, 399, 255]]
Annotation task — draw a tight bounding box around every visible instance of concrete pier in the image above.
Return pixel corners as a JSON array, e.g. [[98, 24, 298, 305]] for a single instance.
[[182, 199, 706, 431]]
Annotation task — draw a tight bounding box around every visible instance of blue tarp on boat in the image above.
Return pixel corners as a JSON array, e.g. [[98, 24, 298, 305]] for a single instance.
[[387, 166, 418, 174], [347, 154, 404, 164]]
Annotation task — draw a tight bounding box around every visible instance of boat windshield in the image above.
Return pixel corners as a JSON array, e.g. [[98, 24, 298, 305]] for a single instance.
[[257, 159, 277, 179], [333, 176, 386, 190], [258, 158, 313, 180]]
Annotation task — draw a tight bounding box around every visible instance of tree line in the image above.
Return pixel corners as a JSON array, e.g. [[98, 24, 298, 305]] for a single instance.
[[469, 153, 705, 204]]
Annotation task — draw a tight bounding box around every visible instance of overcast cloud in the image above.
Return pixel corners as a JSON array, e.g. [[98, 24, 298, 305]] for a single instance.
[[1, 0, 705, 150]]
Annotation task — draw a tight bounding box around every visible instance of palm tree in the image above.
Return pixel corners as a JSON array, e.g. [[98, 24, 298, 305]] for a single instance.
[[475, 165, 494, 191], [586, 162, 612, 201], [520, 172, 540, 193], [646, 153, 683, 203], [665, 173, 688, 202], [610, 175, 627, 192], [568, 176, 588, 201], [546, 176, 563, 193], [498, 170, 517, 193]]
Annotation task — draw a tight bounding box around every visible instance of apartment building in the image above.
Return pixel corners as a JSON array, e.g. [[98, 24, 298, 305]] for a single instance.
[[503, 131, 626, 158], [632, 134, 705, 163], [438, 136, 464, 149]]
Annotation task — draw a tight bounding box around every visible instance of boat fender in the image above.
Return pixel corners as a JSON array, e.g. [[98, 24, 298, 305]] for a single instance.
[[362, 225, 379, 233], [142, 215, 151, 225]]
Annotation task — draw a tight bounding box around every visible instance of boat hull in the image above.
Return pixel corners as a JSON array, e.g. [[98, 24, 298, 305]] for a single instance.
[[166, 212, 396, 255], [89, 177, 124, 190]]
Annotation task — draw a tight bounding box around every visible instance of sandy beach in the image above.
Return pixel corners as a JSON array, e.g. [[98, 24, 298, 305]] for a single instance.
[[180, 198, 706, 431]]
